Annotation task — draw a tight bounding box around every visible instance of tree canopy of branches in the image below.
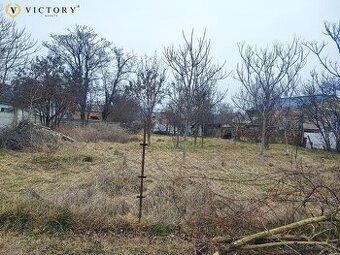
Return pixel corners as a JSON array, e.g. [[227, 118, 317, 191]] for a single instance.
[[304, 21, 340, 79], [128, 54, 167, 145], [164, 30, 227, 158], [302, 21, 340, 152], [13, 55, 74, 127], [43, 25, 111, 123], [101, 47, 135, 122], [234, 38, 307, 157], [0, 14, 37, 85], [191, 77, 226, 144], [105, 92, 140, 124]]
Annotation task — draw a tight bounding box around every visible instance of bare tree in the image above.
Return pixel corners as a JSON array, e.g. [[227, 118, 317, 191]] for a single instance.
[[13, 55, 75, 128], [101, 47, 135, 121], [234, 38, 307, 157], [191, 79, 226, 146], [304, 21, 340, 79], [164, 30, 227, 158], [105, 92, 140, 124], [0, 13, 37, 85], [302, 21, 340, 151], [128, 54, 167, 145], [301, 73, 340, 151], [43, 25, 111, 123], [11, 76, 40, 123], [162, 101, 183, 147]]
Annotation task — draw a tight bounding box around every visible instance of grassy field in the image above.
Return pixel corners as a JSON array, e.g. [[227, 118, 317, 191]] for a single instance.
[[1, 133, 339, 254]]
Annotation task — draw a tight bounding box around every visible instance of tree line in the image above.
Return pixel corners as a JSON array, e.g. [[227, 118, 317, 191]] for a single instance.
[[0, 12, 339, 155]]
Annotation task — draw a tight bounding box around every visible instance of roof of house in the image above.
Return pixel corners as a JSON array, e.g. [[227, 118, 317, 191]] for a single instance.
[[275, 95, 335, 108], [0, 84, 14, 105], [246, 94, 337, 114]]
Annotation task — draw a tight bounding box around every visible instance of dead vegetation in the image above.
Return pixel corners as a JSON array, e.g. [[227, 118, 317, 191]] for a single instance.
[[0, 121, 75, 151], [57, 125, 135, 143], [213, 160, 340, 254], [0, 122, 137, 152], [0, 136, 339, 254]]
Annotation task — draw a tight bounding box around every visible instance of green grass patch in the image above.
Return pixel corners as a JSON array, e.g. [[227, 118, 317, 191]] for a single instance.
[[47, 209, 74, 233]]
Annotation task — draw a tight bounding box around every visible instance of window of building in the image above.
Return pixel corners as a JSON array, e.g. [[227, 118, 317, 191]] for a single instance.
[[0, 108, 5, 112]]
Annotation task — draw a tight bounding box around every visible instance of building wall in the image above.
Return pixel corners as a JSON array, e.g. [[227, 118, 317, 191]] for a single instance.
[[70, 111, 102, 121], [0, 103, 29, 128], [0, 103, 15, 127], [304, 131, 337, 150], [0, 112, 16, 127]]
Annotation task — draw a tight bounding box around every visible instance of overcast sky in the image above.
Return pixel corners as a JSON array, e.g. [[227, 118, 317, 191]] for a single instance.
[[2, 0, 340, 101]]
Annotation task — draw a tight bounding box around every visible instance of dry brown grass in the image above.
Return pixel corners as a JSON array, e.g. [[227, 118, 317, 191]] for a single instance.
[[0, 231, 193, 255], [1, 135, 339, 254], [57, 125, 135, 143]]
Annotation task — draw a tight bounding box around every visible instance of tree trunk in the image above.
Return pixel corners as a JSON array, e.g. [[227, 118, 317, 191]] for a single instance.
[[322, 131, 331, 151], [183, 119, 188, 159], [46, 116, 50, 128], [336, 136, 340, 152], [80, 101, 86, 125], [233, 125, 239, 144], [80, 77, 89, 125], [194, 125, 198, 147], [284, 129, 289, 154], [201, 124, 204, 148], [147, 117, 152, 146], [102, 104, 110, 122], [260, 112, 266, 157]]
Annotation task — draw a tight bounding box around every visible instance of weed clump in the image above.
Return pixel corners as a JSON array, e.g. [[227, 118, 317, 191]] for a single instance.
[[47, 209, 74, 232]]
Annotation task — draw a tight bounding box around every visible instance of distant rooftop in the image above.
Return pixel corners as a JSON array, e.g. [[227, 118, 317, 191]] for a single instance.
[[246, 94, 336, 113], [275, 95, 335, 108]]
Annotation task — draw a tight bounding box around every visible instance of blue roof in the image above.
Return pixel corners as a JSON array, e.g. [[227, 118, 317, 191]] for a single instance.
[[275, 95, 334, 108]]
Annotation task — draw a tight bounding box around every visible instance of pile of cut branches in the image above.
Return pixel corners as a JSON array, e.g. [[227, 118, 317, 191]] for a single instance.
[[0, 120, 75, 150]]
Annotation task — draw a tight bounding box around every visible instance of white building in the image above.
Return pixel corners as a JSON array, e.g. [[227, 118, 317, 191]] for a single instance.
[[0, 85, 28, 128], [303, 123, 337, 150]]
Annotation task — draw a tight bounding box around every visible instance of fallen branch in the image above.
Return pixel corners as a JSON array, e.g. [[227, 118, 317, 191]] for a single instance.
[[33, 123, 76, 142], [213, 210, 339, 254]]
